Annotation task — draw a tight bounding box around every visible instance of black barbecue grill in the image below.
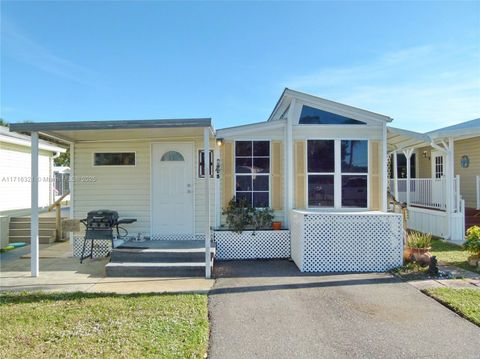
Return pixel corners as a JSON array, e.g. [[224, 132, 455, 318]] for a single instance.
[[80, 210, 137, 263]]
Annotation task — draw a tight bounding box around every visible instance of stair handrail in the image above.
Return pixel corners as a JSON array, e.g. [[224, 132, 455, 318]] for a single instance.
[[48, 191, 70, 241]]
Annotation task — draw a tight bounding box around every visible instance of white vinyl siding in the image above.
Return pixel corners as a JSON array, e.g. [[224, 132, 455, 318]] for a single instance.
[[73, 138, 215, 236], [0, 142, 52, 212]]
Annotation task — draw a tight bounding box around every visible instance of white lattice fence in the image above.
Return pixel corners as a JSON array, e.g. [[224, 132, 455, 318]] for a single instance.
[[291, 211, 403, 272], [214, 230, 290, 260]]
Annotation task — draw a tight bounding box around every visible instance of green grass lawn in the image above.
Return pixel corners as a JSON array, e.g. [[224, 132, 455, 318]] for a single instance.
[[0, 291, 209, 358], [430, 239, 479, 274], [425, 288, 480, 327]]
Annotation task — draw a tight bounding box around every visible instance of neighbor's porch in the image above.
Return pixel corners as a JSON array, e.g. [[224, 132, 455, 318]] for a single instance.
[[387, 127, 466, 243]]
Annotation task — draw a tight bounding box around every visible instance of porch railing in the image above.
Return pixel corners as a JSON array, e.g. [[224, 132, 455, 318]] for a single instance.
[[389, 177, 459, 211]]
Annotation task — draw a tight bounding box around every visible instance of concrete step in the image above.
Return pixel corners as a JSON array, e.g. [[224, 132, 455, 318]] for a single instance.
[[8, 228, 56, 237], [105, 261, 213, 277], [110, 247, 215, 263], [9, 235, 55, 244], [9, 222, 57, 230]]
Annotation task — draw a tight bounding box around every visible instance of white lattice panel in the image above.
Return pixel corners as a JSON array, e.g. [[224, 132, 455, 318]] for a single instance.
[[150, 234, 207, 241], [291, 211, 403, 272], [214, 230, 290, 260]]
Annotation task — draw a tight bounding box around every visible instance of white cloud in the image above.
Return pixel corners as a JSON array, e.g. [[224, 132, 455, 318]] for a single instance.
[[283, 45, 480, 132]]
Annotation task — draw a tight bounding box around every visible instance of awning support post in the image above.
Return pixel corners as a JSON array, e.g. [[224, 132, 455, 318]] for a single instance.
[[204, 127, 211, 279], [31, 132, 39, 277]]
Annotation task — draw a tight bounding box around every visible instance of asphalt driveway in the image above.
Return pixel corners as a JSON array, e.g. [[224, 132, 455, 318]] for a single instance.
[[208, 260, 480, 359]]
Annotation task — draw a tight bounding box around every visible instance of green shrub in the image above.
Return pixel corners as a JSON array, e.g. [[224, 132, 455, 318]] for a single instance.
[[406, 231, 432, 249], [465, 225, 480, 256], [222, 197, 274, 233]]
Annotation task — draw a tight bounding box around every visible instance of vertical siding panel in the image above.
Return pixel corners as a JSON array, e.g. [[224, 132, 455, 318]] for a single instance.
[[271, 141, 283, 210], [370, 141, 380, 210], [454, 137, 480, 208], [295, 141, 306, 208]]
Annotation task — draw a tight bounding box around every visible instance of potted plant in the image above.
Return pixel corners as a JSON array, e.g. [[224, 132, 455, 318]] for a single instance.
[[465, 225, 480, 267], [272, 221, 282, 230], [252, 207, 274, 230], [405, 231, 432, 266]]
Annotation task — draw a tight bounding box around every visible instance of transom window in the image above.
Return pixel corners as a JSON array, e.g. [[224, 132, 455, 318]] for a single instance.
[[307, 140, 368, 208], [235, 141, 270, 207], [299, 105, 366, 125], [161, 151, 184, 161], [94, 152, 135, 166]]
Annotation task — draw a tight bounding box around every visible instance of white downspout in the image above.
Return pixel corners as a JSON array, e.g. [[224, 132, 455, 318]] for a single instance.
[[204, 127, 211, 279], [30, 132, 39, 277]]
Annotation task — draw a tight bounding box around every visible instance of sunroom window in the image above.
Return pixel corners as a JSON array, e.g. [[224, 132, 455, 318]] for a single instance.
[[299, 105, 366, 125], [307, 140, 368, 208], [235, 141, 270, 207]]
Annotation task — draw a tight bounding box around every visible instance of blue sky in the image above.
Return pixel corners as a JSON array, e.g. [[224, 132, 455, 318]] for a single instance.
[[1, 1, 479, 132]]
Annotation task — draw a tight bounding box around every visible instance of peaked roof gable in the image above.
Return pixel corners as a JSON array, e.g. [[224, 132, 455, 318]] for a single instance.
[[268, 88, 393, 124]]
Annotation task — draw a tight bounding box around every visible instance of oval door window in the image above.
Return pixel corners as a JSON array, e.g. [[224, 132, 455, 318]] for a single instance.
[[160, 151, 184, 161]]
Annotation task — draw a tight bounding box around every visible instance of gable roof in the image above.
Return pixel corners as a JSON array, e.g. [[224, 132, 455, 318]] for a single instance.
[[268, 88, 393, 124]]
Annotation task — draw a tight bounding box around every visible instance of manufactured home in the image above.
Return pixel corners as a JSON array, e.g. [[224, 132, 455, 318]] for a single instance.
[[13, 89, 449, 278]]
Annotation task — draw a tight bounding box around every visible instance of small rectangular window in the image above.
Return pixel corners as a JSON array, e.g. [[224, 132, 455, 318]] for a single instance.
[[199, 150, 214, 178], [94, 152, 135, 166]]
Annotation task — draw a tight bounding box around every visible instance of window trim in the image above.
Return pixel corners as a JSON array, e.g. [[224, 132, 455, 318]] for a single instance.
[[234, 140, 271, 208], [305, 139, 369, 210], [92, 151, 137, 167]]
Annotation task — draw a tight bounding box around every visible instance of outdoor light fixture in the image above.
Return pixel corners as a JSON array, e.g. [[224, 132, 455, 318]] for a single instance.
[[216, 138, 224, 147], [215, 158, 221, 179]]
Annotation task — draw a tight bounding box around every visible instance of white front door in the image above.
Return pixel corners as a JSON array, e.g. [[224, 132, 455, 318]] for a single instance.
[[152, 143, 194, 236], [431, 151, 446, 207]]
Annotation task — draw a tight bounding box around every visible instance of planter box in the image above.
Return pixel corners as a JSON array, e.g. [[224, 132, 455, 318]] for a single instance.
[[213, 230, 290, 260]]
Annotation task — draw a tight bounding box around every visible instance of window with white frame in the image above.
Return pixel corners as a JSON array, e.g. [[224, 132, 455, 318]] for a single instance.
[[307, 140, 368, 208], [235, 141, 270, 207]]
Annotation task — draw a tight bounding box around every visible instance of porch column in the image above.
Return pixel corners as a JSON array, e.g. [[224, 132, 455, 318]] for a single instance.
[[30, 132, 39, 277], [381, 122, 388, 211], [204, 127, 211, 279], [403, 149, 413, 206], [393, 151, 399, 201], [445, 137, 455, 239], [286, 98, 295, 225], [69, 143, 75, 253]]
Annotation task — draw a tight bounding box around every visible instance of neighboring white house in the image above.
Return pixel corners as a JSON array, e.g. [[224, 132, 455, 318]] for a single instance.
[[0, 126, 66, 248]]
